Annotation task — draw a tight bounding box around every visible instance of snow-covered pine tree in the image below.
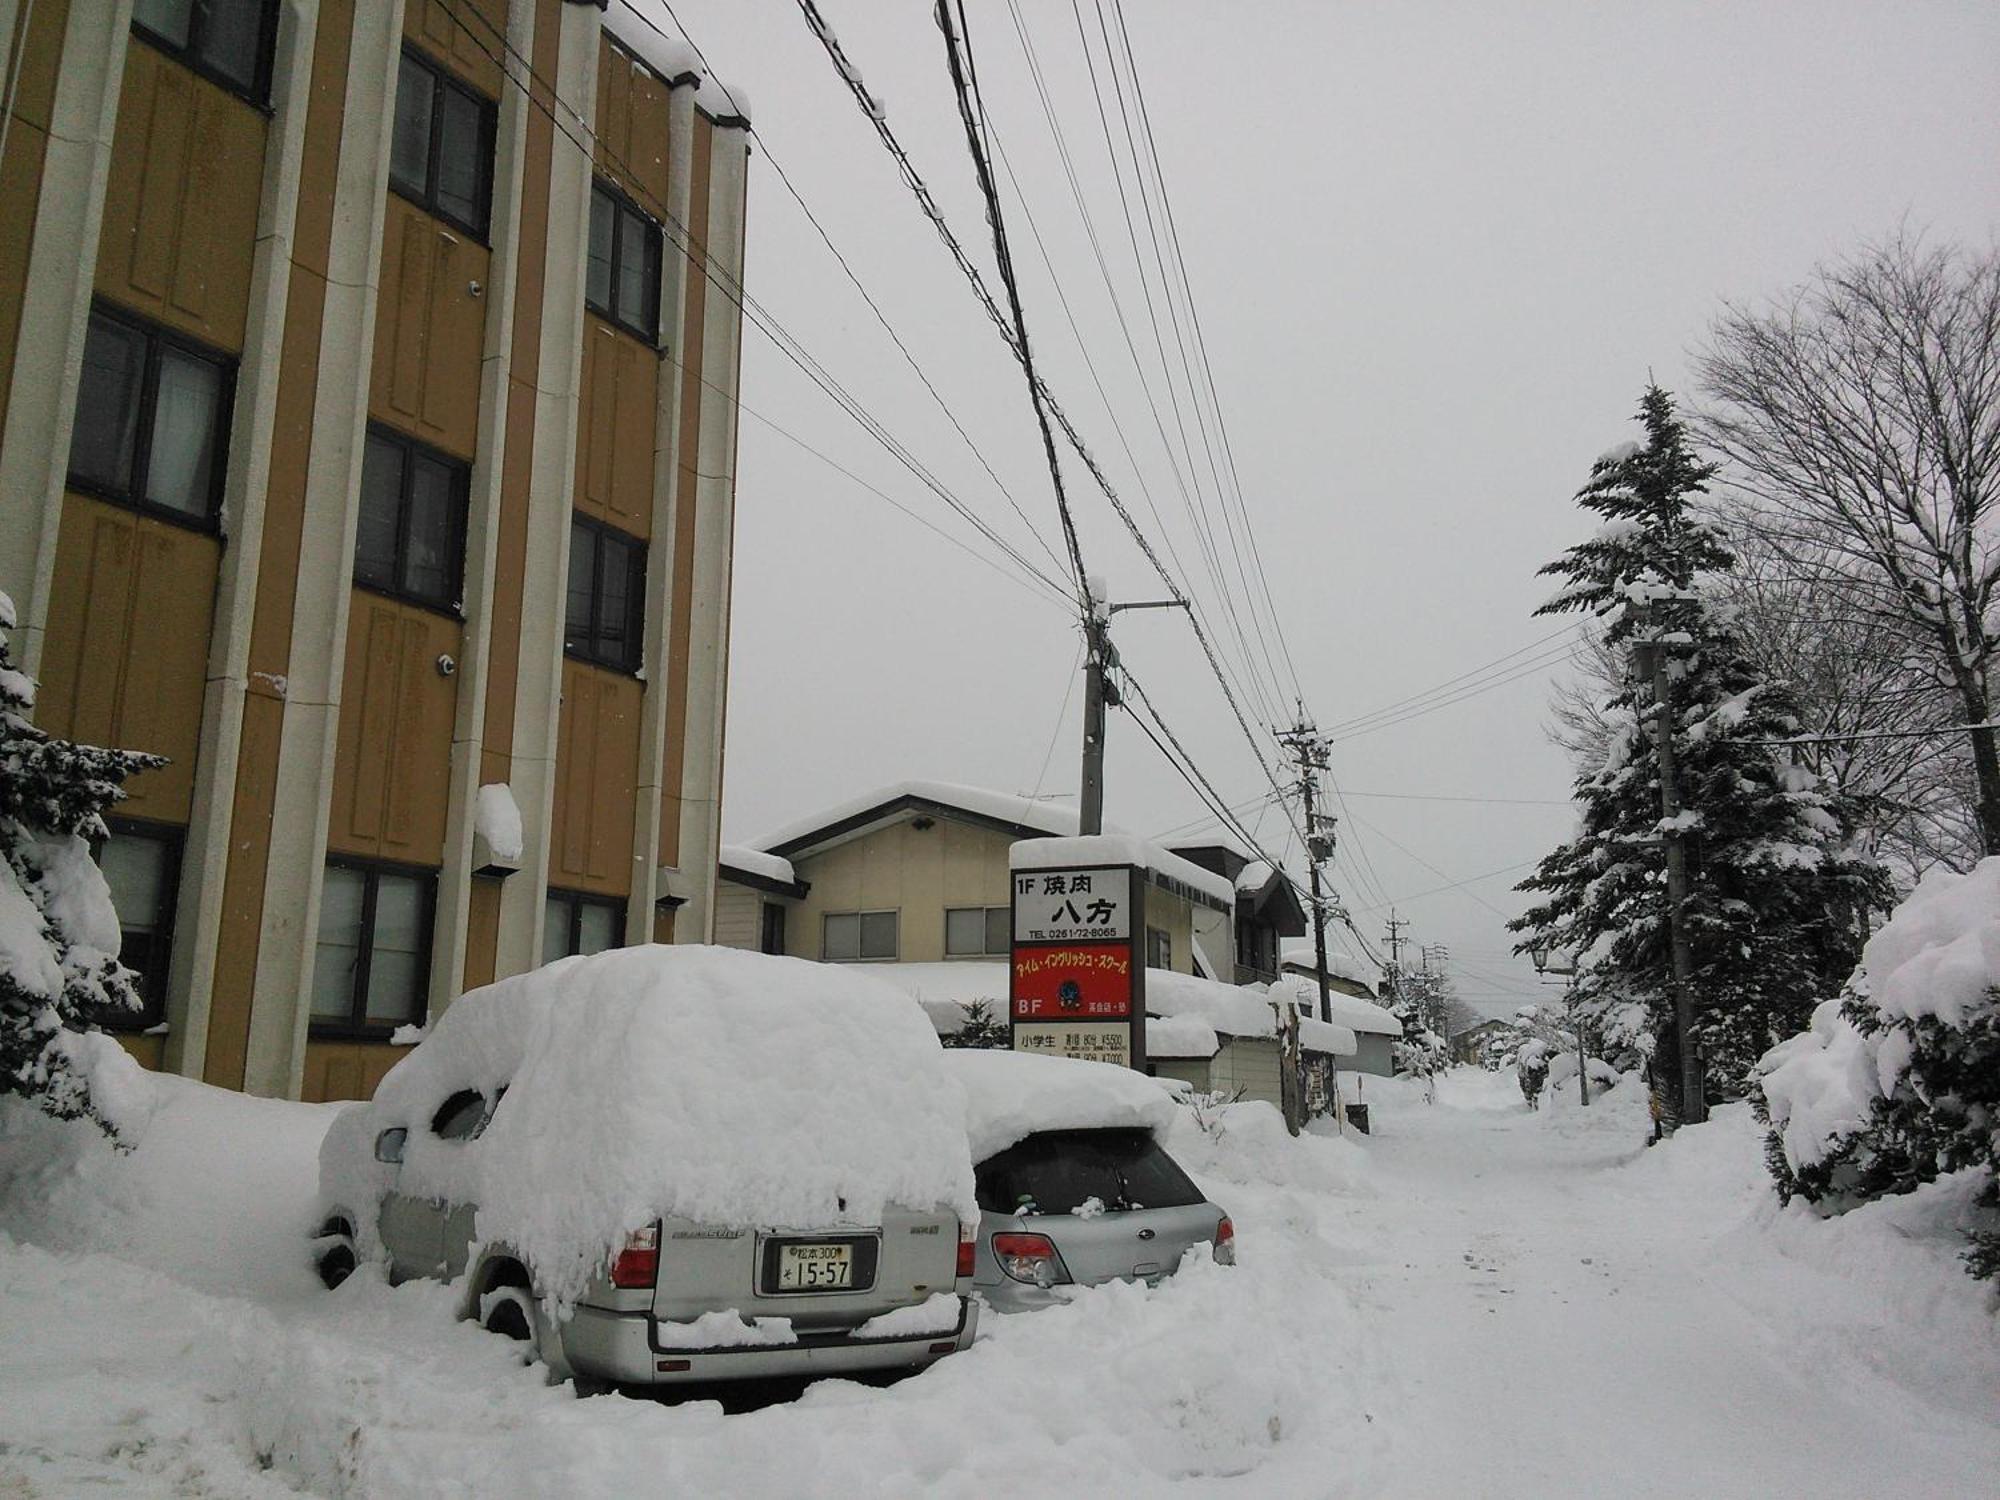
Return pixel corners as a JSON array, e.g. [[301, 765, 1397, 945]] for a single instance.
[[1510, 386, 1887, 1101], [0, 590, 161, 1132]]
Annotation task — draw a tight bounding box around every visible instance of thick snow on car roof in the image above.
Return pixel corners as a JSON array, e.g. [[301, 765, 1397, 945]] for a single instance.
[[326, 946, 976, 1310], [941, 1049, 1180, 1162]]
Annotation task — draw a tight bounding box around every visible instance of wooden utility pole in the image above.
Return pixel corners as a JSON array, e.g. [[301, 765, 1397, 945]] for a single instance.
[[1278, 716, 1336, 1029], [1079, 598, 1187, 836], [1634, 603, 1706, 1129]]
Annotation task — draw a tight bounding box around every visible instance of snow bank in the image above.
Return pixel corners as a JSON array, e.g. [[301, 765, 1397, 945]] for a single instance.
[[323, 947, 976, 1309], [941, 1049, 1177, 1161], [1147, 1012, 1219, 1059], [1759, 858, 2000, 1168]]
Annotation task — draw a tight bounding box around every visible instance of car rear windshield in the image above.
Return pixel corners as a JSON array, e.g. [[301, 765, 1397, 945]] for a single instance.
[[975, 1128, 1205, 1216]]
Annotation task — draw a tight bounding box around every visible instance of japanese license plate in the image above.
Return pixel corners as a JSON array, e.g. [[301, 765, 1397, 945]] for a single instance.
[[776, 1242, 854, 1291]]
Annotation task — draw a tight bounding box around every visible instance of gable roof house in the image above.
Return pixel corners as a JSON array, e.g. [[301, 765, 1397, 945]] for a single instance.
[[715, 780, 1233, 975], [1169, 842, 1309, 985]]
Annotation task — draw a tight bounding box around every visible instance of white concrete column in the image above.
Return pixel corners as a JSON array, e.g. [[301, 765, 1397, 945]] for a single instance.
[[427, 0, 537, 1013], [160, 0, 322, 1078], [243, 0, 406, 1098], [491, 0, 601, 980], [629, 82, 698, 943], [672, 121, 748, 944], [0, 0, 132, 675]]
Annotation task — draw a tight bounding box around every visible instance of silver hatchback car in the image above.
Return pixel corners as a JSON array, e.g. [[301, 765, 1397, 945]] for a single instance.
[[969, 1125, 1233, 1311]]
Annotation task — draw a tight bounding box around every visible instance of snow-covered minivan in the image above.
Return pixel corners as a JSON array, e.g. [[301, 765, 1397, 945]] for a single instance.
[[313, 946, 980, 1389]]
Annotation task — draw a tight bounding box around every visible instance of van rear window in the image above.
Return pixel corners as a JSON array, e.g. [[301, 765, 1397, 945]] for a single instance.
[[974, 1128, 1204, 1216]]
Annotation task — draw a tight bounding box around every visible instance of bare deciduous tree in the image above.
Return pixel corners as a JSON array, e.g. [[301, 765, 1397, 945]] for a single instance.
[[1696, 237, 2000, 854]]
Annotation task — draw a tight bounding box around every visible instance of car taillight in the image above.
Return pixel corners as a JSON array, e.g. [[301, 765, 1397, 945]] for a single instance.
[[956, 1219, 977, 1279], [610, 1224, 660, 1288], [1214, 1216, 1236, 1266], [992, 1232, 1069, 1288]]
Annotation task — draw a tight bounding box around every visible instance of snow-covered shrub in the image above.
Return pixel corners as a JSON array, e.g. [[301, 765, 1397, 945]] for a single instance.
[[1755, 858, 2000, 1280], [0, 591, 160, 1135], [937, 997, 1010, 1049]]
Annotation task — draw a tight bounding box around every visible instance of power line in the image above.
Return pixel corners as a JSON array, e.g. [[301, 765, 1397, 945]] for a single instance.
[[1320, 622, 1587, 736], [433, 0, 1076, 612]]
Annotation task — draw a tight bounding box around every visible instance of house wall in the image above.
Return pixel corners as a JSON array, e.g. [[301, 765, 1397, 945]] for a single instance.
[[1150, 1058, 1212, 1092], [1350, 1033, 1396, 1077], [1, 2, 749, 1102], [1207, 1035, 1284, 1107], [712, 879, 765, 951]]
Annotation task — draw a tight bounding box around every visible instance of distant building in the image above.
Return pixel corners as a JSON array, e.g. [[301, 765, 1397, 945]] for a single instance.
[[1, 0, 749, 1100], [1452, 1018, 1517, 1066], [1273, 948, 1402, 1076], [1168, 843, 1308, 985], [714, 781, 1233, 975]]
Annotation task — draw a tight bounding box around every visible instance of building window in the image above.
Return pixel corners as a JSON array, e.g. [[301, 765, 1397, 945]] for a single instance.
[[131, 0, 276, 103], [542, 890, 624, 965], [68, 304, 233, 529], [760, 901, 786, 956], [355, 426, 467, 612], [586, 179, 663, 343], [565, 515, 645, 672], [1147, 927, 1171, 971], [945, 906, 1010, 957], [823, 911, 896, 962], [91, 820, 182, 1031], [311, 861, 434, 1035], [389, 47, 497, 238]]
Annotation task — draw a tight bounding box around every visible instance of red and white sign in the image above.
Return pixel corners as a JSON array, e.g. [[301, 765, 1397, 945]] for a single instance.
[[1011, 943, 1135, 1020]]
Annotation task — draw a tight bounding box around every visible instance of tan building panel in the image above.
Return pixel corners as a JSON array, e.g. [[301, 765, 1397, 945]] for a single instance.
[[95, 43, 267, 353], [0, 0, 72, 423], [328, 591, 462, 864], [656, 113, 714, 870], [301, 1039, 406, 1103], [206, 688, 285, 1090], [550, 659, 641, 897], [36, 494, 218, 822], [403, 0, 504, 98], [462, 875, 501, 991], [575, 316, 657, 539], [115, 1032, 166, 1070], [369, 196, 489, 461], [594, 37, 671, 212]]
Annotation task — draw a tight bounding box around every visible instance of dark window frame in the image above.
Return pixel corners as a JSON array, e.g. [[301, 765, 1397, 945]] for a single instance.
[[388, 44, 498, 241], [1147, 926, 1171, 971], [355, 423, 470, 616], [944, 904, 1011, 958], [586, 177, 664, 344], [759, 901, 786, 956], [68, 301, 235, 534], [564, 512, 646, 673], [823, 909, 898, 963], [543, 887, 627, 962], [130, 0, 280, 110], [89, 817, 184, 1032], [309, 856, 437, 1040]]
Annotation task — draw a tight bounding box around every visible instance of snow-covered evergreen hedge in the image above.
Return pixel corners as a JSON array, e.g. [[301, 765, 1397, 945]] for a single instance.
[[1755, 858, 2000, 1280], [0, 591, 159, 1135]]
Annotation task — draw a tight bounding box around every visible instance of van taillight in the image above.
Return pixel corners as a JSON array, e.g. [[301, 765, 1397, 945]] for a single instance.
[[956, 1219, 976, 1279], [611, 1224, 660, 1288], [1214, 1216, 1236, 1266]]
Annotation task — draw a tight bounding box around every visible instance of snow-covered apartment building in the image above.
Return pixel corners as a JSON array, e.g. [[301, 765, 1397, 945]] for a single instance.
[[0, 0, 749, 1101]]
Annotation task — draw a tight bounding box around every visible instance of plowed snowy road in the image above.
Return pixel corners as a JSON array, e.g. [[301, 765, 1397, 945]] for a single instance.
[[2, 1068, 1994, 1498], [1345, 1073, 2000, 1498]]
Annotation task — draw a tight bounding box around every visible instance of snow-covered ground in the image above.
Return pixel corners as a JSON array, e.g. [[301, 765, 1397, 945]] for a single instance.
[[2, 1066, 1994, 1498]]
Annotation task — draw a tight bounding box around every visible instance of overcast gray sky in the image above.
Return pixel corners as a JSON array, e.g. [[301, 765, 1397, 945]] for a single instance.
[[665, 0, 2000, 1014]]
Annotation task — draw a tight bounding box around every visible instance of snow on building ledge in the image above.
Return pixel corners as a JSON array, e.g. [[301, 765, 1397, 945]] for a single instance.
[[602, 0, 752, 125], [718, 844, 804, 897], [1010, 835, 1235, 912]]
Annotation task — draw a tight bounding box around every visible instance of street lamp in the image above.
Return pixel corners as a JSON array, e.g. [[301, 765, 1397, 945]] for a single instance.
[[1526, 939, 1590, 1107]]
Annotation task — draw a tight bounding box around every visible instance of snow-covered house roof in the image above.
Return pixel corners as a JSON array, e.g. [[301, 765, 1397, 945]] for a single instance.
[[1148, 970, 1355, 1057], [1280, 943, 1377, 993], [1266, 973, 1402, 1037], [717, 844, 806, 897], [601, 1, 752, 125], [750, 781, 1233, 911]]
